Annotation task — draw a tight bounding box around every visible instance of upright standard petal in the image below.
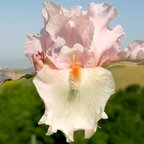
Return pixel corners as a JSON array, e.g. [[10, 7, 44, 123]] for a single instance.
[[88, 2, 118, 28], [42, 1, 62, 24], [33, 65, 115, 142], [88, 3, 125, 66]]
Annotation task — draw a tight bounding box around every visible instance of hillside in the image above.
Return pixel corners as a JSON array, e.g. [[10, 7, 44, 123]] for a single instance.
[[111, 65, 144, 90]]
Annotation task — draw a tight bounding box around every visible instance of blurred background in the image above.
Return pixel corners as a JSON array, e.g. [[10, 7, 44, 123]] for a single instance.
[[0, 0, 144, 144]]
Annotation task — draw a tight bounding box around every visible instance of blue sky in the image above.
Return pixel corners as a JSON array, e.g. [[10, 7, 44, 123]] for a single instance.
[[0, 0, 144, 68]]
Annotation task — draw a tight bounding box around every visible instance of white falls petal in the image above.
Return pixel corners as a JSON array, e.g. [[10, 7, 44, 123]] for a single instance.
[[33, 65, 115, 142], [102, 112, 108, 119]]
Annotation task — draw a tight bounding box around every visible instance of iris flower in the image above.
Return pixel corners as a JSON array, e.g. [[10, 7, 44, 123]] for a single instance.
[[0, 1, 144, 143]]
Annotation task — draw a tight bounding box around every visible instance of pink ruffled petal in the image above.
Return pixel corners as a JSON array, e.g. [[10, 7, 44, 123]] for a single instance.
[[122, 40, 144, 62], [59, 43, 84, 66], [45, 14, 71, 41], [42, 1, 62, 25], [20, 67, 36, 77], [0, 68, 17, 84], [88, 3, 125, 65], [0, 67, 35, 85], [81, 49, 96, 68], [98, 42, 120, 66], [71, 6, 82, 16], [88, 2, 118, 28], [24, 34, 42, 63], [75, 13, 94, 49], [109, 40, 144, 65], [32, 52, 44, 71], [58, 21, 83, 48], [39, 30, 54, 56]]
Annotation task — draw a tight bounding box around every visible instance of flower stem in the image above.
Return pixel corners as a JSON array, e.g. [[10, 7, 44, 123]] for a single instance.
[[70, 131, 87, 144]]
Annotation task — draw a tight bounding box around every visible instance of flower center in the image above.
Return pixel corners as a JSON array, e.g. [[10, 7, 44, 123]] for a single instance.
[[70, 62, 81, 90], [70, 62, 81, 81]]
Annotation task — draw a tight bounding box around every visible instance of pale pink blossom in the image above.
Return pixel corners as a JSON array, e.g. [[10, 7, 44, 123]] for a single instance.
[[23, 1, 144, 143]]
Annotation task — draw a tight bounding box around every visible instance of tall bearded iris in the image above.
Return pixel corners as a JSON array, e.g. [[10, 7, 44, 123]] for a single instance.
[[1, 1, 144, 143], [24, 2, 122, 142]]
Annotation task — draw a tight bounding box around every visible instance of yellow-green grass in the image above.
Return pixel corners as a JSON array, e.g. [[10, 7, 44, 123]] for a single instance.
[[111, 65, 144, 90]]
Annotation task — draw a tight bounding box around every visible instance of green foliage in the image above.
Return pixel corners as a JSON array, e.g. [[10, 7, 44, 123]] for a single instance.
[[0, 79, 55, 144], [0, 80, 144, 144], [89, 85, 144, 144]]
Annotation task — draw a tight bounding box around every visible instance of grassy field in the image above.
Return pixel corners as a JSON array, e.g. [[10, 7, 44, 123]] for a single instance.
[[111, 65, 144, 90]]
